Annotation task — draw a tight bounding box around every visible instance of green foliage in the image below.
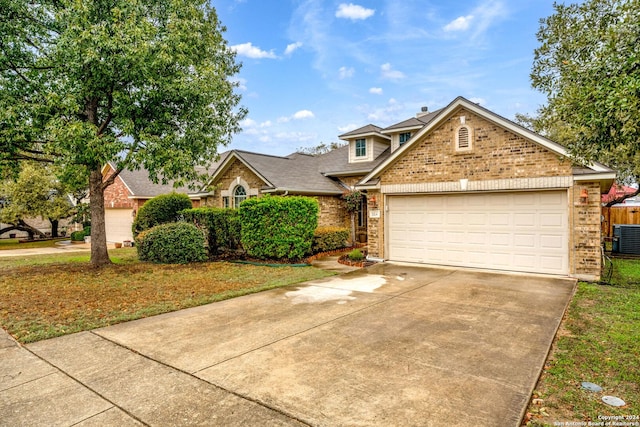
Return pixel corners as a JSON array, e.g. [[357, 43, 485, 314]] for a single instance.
[[132, 193, 192, 238], [239, 196, 318, 261], [83, 226, 91, 236], [341, 190, 363, 214], [135, 222, 207, 264], [0, 163, 74, 225], [70, 231, 86, 242], [531, 0, 640, 182], [312, 226, 349, 253], [0, 0, 246, 265], [180, 207, 241, 255], [348, 248, 364, 262]]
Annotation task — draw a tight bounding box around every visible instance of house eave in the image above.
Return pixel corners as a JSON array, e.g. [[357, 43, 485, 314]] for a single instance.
[[339, 132, 391, 141], [380, 125, 424, 135], [261, 187, 343, 196]]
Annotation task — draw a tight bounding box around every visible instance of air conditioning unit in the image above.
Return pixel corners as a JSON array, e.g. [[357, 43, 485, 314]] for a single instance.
[[613, 224, 640, 255]]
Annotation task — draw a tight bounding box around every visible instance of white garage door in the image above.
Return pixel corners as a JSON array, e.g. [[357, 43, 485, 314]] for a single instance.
[[387, 191, 568, 275], [104, 208, 134, 243]]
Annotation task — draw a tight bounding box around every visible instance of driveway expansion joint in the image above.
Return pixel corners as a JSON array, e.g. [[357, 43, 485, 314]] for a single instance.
[[89, 330, 313, 426]]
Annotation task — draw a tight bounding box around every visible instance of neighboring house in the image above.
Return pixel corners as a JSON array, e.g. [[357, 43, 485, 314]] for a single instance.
[[102, 163, 206, 243], [104, 96, 614, 280]]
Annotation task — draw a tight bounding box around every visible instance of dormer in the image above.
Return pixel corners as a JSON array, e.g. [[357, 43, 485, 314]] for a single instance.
[[338, 124, 390, 164], [382, 106, 440, 152]]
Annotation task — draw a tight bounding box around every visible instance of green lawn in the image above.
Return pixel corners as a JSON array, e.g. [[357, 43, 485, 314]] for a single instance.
[[525, 257, 640, 425], [0, 248, 335, 343], [0, 237, 68, 250]]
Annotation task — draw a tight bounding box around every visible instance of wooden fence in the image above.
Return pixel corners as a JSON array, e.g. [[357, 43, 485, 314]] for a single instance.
[[601, 206, 640, 238]]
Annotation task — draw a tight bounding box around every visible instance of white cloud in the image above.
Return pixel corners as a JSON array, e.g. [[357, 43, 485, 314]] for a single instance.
[[335, 3, 375, 20], [365, 98, 405, 122], [369, 87, 383, 95], [381, 63, 405, 80], [444, 15, 473, 32], [231, 77, 247, 91], [338, 123, 359, 133], [230, 42, 277, 59], [339, 66, 355, 79], [285, 42, 303, 55], [293, 110, 315, 120], [442, 1, 508, 38], [468, 97, 486, 106]]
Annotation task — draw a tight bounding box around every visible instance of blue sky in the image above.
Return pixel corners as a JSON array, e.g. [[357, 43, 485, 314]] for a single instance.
[[214, 0, 560, 156]]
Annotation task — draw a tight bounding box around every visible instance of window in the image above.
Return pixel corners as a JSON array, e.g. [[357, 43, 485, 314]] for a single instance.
[[223, 196, 229, 208], [355, 139, 366, 157], [233, 185, 247, 207], [399, 132, 411, 146], [456, 125, 472, 151]]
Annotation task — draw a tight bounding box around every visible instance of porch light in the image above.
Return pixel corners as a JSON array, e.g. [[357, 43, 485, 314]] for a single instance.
[[370, 195, 376, 204], [580, 188, 589, 203]]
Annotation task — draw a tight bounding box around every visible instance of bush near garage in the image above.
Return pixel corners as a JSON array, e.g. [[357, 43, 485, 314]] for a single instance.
[[180, 207, 241, 255], [132, 193, 192, 238], [312, 226, 349, 253], [240, 195, 318, 261], [135, 222, 207, 264]]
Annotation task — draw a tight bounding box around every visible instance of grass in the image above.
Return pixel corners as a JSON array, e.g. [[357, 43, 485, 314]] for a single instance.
[[0, 237, 67, 250], [524, 257, 640, 425], [0, 248, 335, 343]]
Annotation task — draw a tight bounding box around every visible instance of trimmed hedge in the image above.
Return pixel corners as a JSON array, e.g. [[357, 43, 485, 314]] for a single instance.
[[132, 193, 192, 238], [181, 207, 241, 255], [135, 222, 207, 264], [70, 230, 85, 241], [312, 226, 349, 253], [239, 196, 318, 261]]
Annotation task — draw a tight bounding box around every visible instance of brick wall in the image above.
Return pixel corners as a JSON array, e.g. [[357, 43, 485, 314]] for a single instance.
[[570, 182, 602, 280], [381, 107, 573, 185], [103, 166, 134, 209], [366, 106, 603, 279], [203, 159, 265, 208], [316, 196, 349, 228]]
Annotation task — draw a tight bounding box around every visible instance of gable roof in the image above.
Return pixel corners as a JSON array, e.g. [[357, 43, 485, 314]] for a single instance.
[[104, 161, 219, 199], [381, 110, 441, 133], [317, 145, 392, 177], [359, 96, 615, 186], [338, 124, 390, 140], [207, 150, 347, 195]]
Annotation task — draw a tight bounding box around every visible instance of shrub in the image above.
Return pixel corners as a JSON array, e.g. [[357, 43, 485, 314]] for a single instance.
[[132, 193, 192, 238], [136, 222, 207, 264], [82, 226, 91, 236], [240, 195, 318, 261], [70, 230, 85, 241], [312, 226, 349, 253], [181, 207, 241, 255], [348, 248, 364, 261]]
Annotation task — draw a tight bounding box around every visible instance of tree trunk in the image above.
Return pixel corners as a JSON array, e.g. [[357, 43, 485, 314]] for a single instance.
[[89, 167, 112, 267], [50, 219, 59, 238], [16, 219, 47, 239]]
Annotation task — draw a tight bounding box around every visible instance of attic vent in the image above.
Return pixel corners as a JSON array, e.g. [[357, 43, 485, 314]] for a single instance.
[[456, 126, 471, 151]]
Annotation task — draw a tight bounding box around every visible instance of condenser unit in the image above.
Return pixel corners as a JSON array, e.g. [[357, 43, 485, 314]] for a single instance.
[[613, 224, 640, 255]]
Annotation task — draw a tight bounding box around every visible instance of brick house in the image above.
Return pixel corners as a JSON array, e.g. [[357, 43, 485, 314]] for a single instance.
[[355, 97, 613, 281], [102, 163, 204, 243], [104, 96, 614, 280]]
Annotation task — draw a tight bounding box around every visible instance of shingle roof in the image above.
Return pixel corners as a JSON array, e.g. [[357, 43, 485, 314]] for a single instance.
[[382, 110, 441, 132], [219, 150, 347, 194], [111, 155, 226, 198], [317, 145, 391, 176], [338, 124, 388, 139]]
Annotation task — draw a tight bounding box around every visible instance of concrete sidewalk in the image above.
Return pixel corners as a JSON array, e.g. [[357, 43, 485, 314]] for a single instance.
[[0, 264, 576, 426], [0, 241, 92, 258]]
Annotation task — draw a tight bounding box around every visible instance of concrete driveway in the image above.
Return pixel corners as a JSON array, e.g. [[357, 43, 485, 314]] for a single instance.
[[2, 264, 575, 426]]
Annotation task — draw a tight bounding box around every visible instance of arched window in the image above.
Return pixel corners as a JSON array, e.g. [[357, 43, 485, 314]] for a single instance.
[[233, 185, 247, 207]]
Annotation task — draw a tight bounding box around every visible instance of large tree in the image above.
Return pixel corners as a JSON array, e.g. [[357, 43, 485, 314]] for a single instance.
[[0, 0, 246, 266], [0, 163, 75, 238], [531, 0, 640, 190]]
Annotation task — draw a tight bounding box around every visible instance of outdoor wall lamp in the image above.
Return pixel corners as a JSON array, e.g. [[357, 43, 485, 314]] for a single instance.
[[580, 188, 589, 203]]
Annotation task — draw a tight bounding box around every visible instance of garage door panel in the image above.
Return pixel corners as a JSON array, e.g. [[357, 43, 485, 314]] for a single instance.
[[105, 208, 133, 243], [388, 191, 568, 275]]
